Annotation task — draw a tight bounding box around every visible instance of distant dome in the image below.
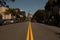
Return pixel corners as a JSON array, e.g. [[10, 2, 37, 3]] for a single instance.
[[28, 11, 32, 15], [28, 11, 32, 18], [20, 9, 24, 11]]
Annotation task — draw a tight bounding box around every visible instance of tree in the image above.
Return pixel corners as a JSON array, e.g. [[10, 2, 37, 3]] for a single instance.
[[0, 0, 15, 7], [45, 0, 60, 26], [32, 9, 45, 23]]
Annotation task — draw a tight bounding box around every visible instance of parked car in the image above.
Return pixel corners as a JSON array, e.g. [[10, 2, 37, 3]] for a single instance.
[[13, 18, 20, 23], [3, 19, 14, 24], [0, 19, 3, 25], [0, 14, 3, 25]]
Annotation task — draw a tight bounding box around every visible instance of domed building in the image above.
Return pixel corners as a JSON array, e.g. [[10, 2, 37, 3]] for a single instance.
[[27, 11, 32, 21]]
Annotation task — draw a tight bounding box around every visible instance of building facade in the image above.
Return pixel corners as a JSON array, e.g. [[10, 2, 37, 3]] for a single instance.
[[0, 6, 12, 20], [27, 11, 32, 21]]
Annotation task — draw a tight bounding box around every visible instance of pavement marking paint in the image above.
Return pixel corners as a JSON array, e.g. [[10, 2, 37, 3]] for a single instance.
[[26, 22, 34, 40]]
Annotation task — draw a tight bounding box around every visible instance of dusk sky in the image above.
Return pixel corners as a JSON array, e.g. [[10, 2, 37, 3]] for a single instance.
[[8, 0, 48, 15]]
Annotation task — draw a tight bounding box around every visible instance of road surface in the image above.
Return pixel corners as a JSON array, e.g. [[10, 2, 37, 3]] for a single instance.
[[0, 22, 60, 40]]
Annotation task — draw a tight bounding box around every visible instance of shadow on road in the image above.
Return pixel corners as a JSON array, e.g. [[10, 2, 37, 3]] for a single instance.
[[55, 33, 60, 38]]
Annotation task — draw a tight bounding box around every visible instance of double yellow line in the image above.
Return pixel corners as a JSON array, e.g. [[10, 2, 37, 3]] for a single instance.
[[26, 22, 34, 40]]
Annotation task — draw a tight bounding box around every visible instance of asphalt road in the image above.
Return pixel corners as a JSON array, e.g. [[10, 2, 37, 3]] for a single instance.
[[32, 22, 60, 40], [0, 22, 60, 40]]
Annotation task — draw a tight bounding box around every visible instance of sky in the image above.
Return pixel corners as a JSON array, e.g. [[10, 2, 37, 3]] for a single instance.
[[8, 0, 48, 15]]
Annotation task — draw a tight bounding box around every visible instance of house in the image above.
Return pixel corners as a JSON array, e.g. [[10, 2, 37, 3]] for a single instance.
[[0, 6, 12, 20]]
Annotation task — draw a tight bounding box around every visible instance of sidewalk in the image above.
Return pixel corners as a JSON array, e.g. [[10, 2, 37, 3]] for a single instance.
[[40, 23, 60, 33]]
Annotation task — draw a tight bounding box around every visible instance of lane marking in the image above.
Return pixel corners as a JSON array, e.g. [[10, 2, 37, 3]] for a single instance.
[[26, 22, 34, 40]]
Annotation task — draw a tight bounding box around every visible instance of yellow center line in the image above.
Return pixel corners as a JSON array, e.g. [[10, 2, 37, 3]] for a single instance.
[[26, 22, 34, 40]]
